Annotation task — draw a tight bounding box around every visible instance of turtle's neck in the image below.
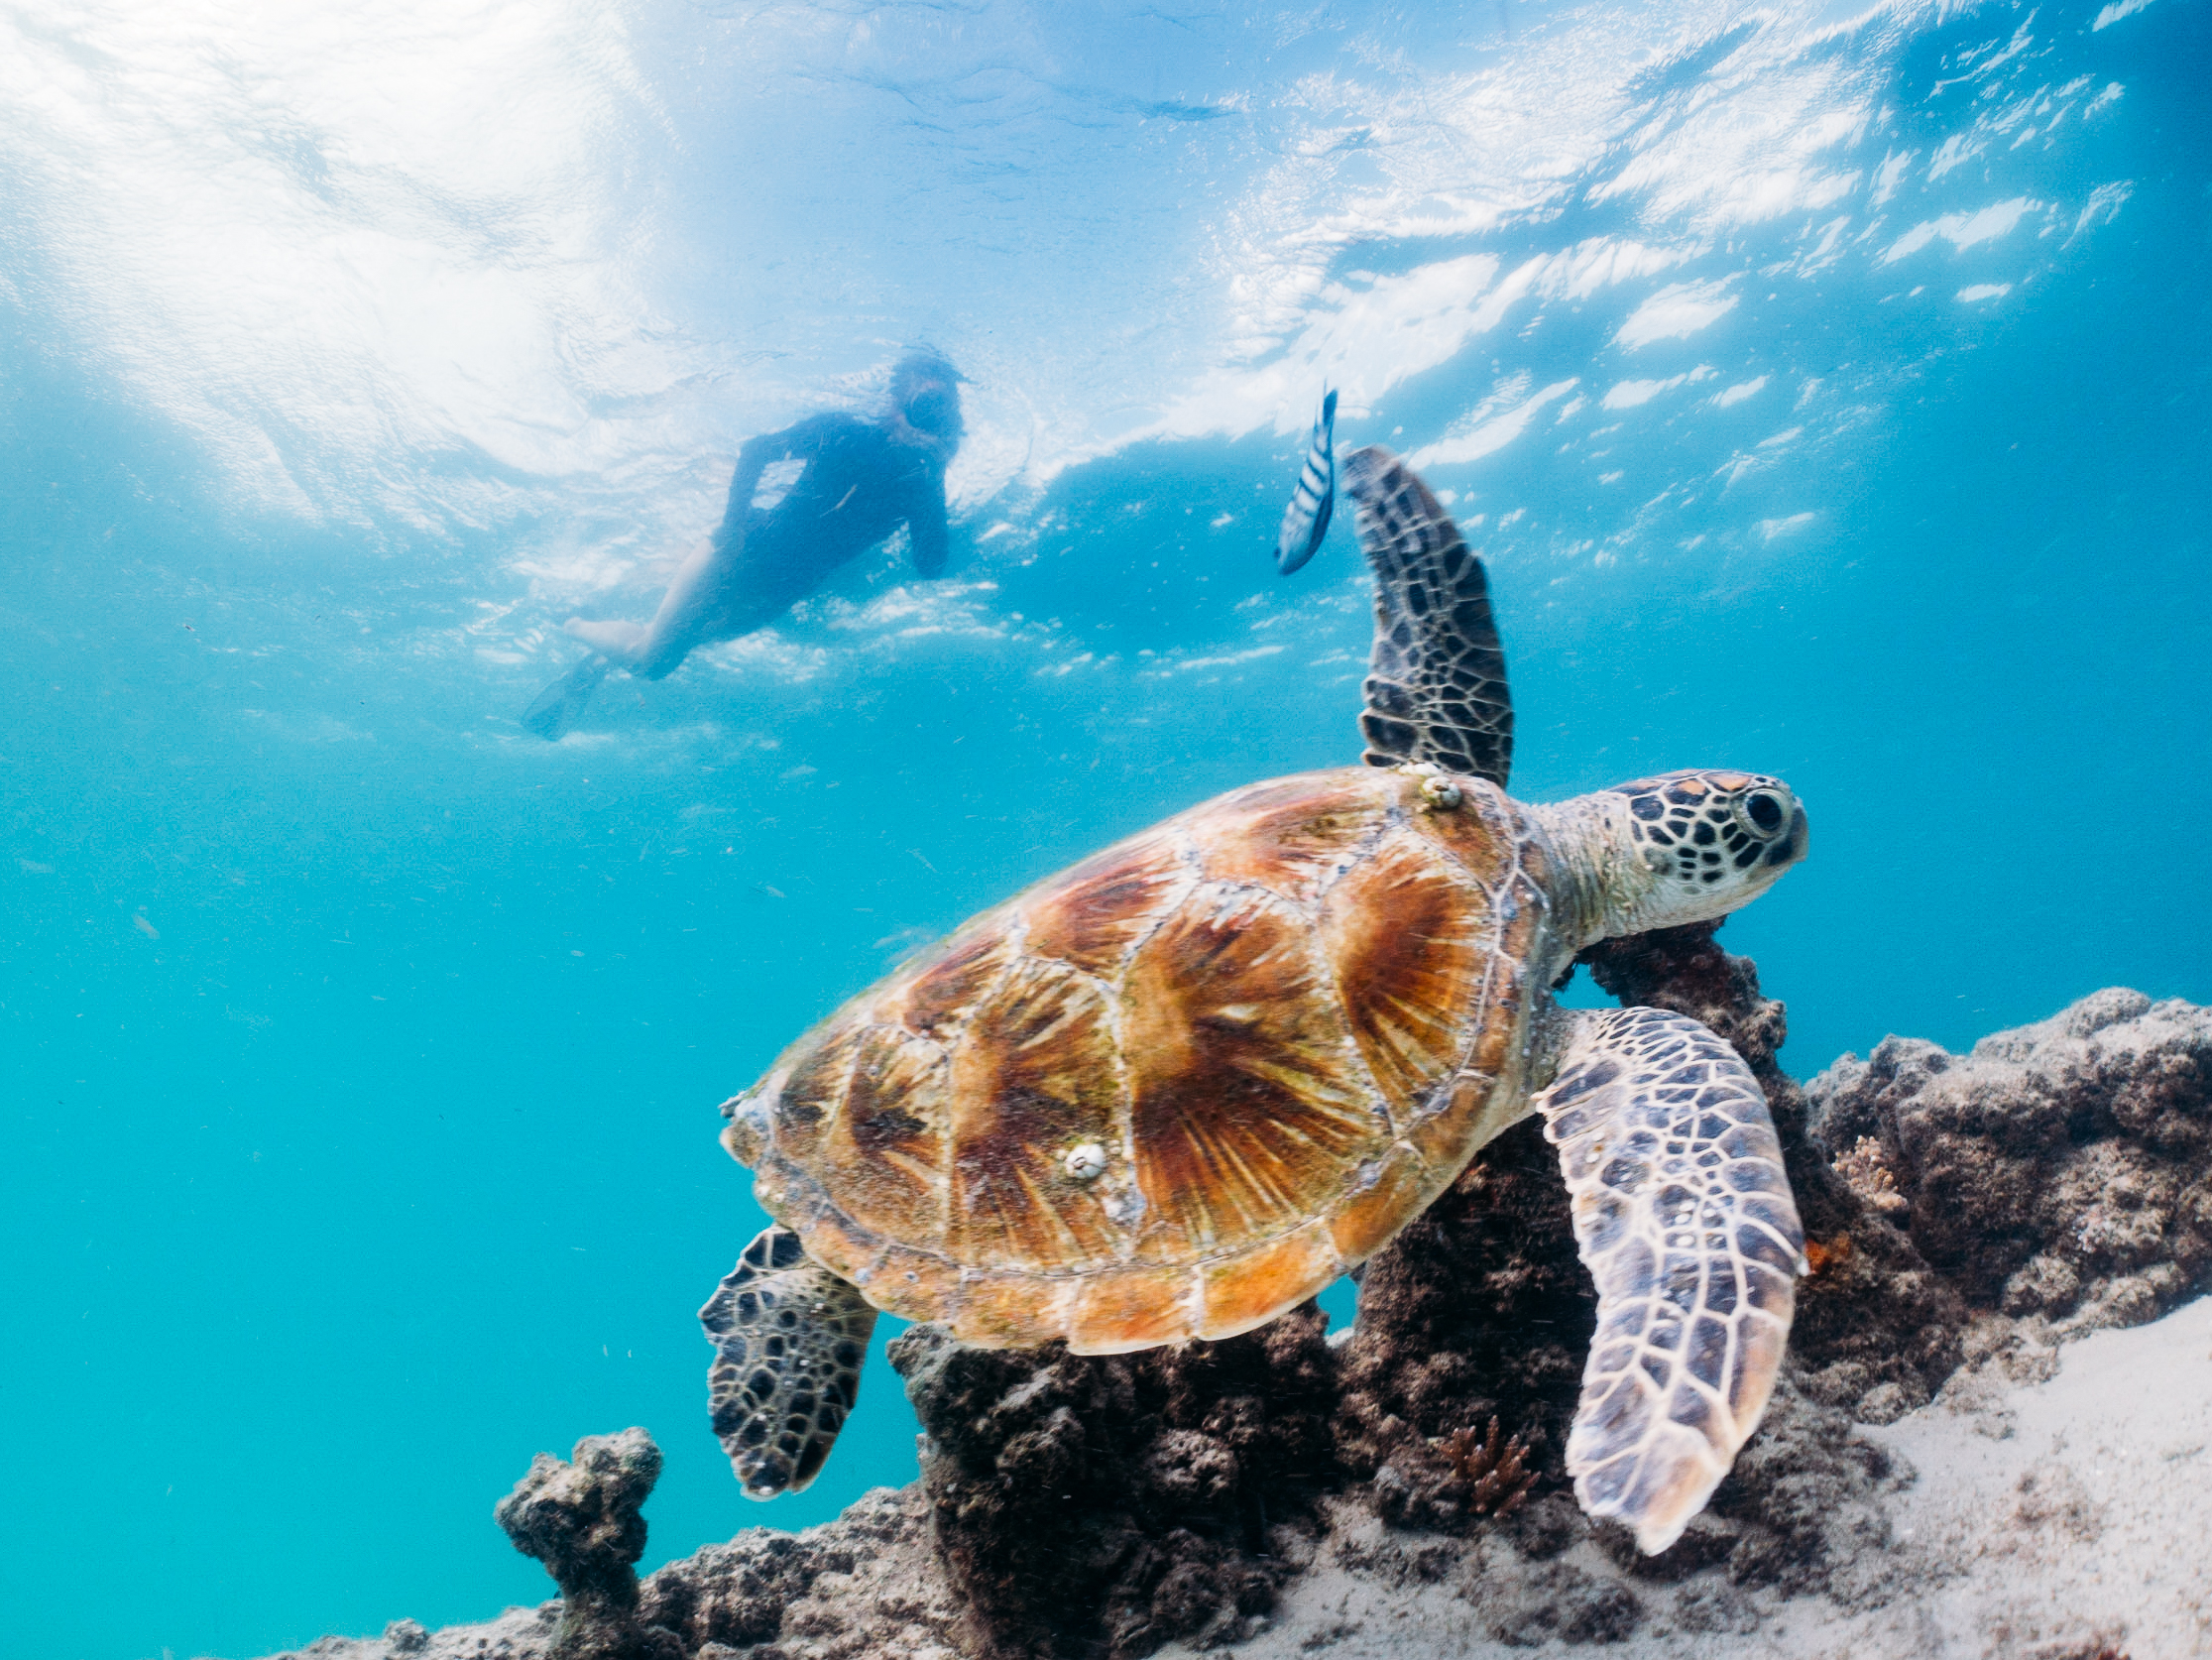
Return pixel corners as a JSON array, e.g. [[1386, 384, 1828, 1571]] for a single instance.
[[1523, 788, 1653, 953]]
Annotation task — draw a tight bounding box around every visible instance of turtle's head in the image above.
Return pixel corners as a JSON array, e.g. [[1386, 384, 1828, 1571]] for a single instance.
[[1557, 770, 1808, 943]]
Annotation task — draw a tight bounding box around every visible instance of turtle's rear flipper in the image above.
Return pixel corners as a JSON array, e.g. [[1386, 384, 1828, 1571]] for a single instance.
[[700, 1225, 878, 1498], [521, 656, 611, 741], [1535, 1007, 1806, 1555]]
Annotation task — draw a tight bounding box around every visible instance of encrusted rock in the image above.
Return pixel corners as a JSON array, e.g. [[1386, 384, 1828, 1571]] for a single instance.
[[640, 1485, 956, 1660], [1807, 988, 2212, 1335], [495, 1428, 683, 1660], [1332, 1118, 1590, 1529], [890, 1305, 1335, 1659]]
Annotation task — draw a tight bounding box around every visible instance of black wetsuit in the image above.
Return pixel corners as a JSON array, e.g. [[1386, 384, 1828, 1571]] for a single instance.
[[691, 412, 951, 646], [521, 408, 951, 737]]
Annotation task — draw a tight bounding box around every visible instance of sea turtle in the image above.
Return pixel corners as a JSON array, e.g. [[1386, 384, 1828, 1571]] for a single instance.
[[700, 446, 1809, 1553]]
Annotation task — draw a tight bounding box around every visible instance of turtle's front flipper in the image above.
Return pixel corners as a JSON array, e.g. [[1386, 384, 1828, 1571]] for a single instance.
[[700, 1226, 878, 1499], [1533, 1007, 1806, 1555]]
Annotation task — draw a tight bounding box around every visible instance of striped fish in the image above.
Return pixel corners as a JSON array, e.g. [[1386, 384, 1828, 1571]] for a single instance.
[[1274, 389, 1338, 574]]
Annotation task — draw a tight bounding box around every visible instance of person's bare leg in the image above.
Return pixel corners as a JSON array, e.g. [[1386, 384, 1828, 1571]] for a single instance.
[[563, 534, 727, 680], [564, 618, 648, 658]]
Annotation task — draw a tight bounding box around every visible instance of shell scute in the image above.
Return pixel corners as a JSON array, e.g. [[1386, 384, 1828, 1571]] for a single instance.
[[1197, 771, 1393, 904], [1021, 830, 1190, 979], [901, 920, 1016, 1041], [1320, 826, 1494, 1125], [952, 1270, 1078, 1348], [1121, 881, 1386, 1253], [1326, 1142, 1443, 1264], [946, 957, 1128, 1273], [1067, 1265, 1195, 1355], [769, 1012, 865, 1164], [835, 1023, 949, 1245], [1409, 774, 1523, 889], [851, 1242, 961, 1322], [1197, 1219, 1342, 1340], [1407, 1064, 1517, 1176]]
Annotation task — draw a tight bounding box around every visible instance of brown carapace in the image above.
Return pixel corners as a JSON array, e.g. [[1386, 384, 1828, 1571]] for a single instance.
[[722, 763, 1554, 1354]]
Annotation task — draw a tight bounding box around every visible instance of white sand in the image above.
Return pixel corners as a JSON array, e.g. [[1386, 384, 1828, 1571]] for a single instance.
[[1165, 1296, 2212, 1659]]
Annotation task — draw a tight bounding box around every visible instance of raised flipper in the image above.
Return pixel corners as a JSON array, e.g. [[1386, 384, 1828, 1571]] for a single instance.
[[699, 1225, 877, 1498], [521, 655, 611, 741], [1532, 1007, 1806, 1554], [1340, 445, 1513, 789]]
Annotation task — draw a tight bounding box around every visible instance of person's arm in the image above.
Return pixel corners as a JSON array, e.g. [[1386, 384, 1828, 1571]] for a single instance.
[[905, 470, 951, 578], [711, 426, 800, 548]]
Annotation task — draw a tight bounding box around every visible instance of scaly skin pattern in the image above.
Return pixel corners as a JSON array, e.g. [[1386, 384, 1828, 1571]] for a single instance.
[[1342, 445, 1513, 788], [1534, 1006, 1805, 1554], [720, 765, 1564, 1354], [699, 1225, 878, 1497]]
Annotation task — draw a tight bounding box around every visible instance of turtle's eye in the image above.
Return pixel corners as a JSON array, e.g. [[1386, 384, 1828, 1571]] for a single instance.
[[1740, 789, 1788, 837]]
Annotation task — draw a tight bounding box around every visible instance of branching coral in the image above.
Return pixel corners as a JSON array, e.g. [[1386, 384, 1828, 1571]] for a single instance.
[[1833, 1135, 1910, 1215], [1434, 1415, 1536, 1517]]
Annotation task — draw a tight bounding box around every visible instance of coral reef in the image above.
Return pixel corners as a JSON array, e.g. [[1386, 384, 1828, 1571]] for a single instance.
[[494, 1428, 684, 1660], [1806, 987, 2212, 1336], [267, 969, 2212, 1660], [889, 1301, 1337, 1658]]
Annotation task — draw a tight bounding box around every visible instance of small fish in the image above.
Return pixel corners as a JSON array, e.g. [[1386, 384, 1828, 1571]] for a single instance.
[[132, 913, 160, 940], [1274, 389, 1339, 574]]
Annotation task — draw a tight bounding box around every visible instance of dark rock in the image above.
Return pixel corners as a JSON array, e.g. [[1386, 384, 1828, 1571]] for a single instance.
[[1333, 1118, 1591, 1519], [1703, 1374, 1908, 1601], [1482, 1560, 1643, 1646], [638, 1527, 832, 1653], [1807, 989, 2212, 1336], [494, 1428, 684, 1660], [641, 1485, 955, 1660], [890, 1304, 1336, 1659]]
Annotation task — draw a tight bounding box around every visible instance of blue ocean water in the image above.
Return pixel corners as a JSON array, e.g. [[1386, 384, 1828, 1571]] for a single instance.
[[2, 2, 2206, 1655]]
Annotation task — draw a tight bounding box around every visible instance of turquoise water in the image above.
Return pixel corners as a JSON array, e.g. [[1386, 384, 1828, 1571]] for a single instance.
[[3, 2, 2207, 1655]]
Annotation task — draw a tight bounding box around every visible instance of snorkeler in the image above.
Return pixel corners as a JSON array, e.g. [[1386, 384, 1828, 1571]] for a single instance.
[[522, 350, 965, 739]]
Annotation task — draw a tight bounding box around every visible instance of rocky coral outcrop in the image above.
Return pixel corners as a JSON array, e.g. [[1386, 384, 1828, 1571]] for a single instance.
[[639, 1486, 957, 1660], [890, 1301, 1337, 1658], [495, 1429, 685, 1660], [1330, 1116, 1591, 1530], [258, 1487, 954, 1660], [1806, 988, 2212, 1339]]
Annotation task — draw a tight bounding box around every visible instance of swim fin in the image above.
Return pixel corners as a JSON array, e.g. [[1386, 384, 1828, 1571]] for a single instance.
[[521, 655, 611, 741]]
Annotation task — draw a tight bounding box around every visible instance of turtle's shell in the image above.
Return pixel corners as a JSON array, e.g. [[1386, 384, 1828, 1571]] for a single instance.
[[722, 766, 1561, 1354]]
